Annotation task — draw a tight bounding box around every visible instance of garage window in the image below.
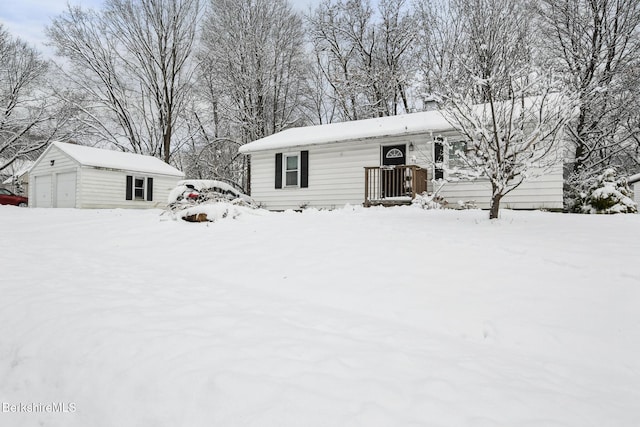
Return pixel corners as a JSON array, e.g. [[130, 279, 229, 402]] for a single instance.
[[134, 177, 145, 200], [126, 175, 154, 201]]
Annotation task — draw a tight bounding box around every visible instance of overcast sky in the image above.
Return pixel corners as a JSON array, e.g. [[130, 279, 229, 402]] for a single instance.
[[0, 0, 319, 57]]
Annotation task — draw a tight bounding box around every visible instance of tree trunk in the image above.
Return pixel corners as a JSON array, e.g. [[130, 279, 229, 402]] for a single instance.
[[163, 123, 172, 164], [489, 192, 502, 219]]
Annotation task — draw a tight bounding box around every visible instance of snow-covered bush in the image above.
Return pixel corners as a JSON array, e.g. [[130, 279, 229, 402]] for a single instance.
[[572, 168, 637, 214], [167, 180, 253, 206], [412, 192, 448, 210], [164, 179, 261, 222], [456, 200, 478, 210]]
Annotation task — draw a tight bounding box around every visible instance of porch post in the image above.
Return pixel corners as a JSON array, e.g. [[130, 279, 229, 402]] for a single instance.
[[364, 167, 370, 207]]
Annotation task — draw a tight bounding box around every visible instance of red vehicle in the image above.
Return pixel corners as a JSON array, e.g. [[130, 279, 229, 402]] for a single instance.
[[0, 188, 28, 207]]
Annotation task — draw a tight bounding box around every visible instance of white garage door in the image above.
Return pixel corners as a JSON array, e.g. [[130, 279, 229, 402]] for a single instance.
[[56, 172, 76, 208], [34, 175, 52, 208]]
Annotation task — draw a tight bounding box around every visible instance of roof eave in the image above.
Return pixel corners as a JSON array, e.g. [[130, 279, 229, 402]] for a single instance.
[[239, 127, 455, 154], [81, 164, 184, 177]]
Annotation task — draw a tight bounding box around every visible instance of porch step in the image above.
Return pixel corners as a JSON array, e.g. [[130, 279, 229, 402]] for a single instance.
[[364, 165, 427, 208]]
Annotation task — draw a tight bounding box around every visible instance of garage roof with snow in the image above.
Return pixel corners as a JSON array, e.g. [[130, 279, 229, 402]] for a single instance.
[[51, 141, 184, 176], [239, 110, 454, 154]]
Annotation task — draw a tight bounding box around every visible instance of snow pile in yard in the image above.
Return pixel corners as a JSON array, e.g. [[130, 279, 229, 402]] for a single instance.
[[166, 179, 260, 222], [170, 201, 267, 222], [167, 179, 251, 205], [1, 206, 639, 426]]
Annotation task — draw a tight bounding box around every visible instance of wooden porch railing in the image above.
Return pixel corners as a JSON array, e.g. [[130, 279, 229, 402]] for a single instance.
[[364, 165, 427, 207]]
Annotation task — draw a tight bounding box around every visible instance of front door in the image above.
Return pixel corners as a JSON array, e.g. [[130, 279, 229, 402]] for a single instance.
[[381, 145, 406, 198]]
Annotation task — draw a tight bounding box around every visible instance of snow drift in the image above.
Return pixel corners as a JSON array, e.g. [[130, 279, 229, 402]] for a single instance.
[[0, 206, 639, 426]]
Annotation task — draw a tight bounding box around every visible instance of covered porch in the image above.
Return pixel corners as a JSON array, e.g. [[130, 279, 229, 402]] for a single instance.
[[364, 165, 428, 207]]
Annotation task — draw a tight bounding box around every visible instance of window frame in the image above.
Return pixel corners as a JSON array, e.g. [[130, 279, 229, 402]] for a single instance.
[[284, 153, 300, 188], [448, 140, 469, 170], [126, 175, 153, 201], [133, 176, 146, 200]]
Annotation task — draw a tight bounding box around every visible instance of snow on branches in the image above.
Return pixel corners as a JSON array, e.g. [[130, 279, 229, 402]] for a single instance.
[[572, 168, 637, 214], [443, 89, 573, 218]]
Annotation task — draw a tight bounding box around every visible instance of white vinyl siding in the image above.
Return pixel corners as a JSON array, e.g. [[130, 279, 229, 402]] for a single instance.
[[413, 136, 564, 210], [248, 129, 564, 211], [436, 165, 564, 210], [78, 168, 178, 209], [250, 136, 405, 210]]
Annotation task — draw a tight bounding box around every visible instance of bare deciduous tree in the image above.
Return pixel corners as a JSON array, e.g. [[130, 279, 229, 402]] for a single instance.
[[47, 0, 201, 163], [446, 91, 572, 219], [537, 0, 640, 184], [427, 0, 572, 218], [201, 0, 308, 143], [0, 25, 72, 174], [415, 0, 466, 99], [308, 0, 418, 121], [197, 0, 309, 190]]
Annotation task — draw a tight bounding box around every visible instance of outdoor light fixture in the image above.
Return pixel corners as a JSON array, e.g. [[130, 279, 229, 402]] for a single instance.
[[408, 142, 414, 151], [50, 160, 55, 166]]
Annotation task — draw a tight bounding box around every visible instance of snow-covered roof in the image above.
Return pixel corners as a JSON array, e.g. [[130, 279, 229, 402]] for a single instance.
[[239, 110, 454, 153], [628, 173, 640, 184], [51, 141, 184, 177]]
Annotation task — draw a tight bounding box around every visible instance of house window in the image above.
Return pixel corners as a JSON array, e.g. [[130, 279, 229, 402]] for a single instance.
[[285, 154, 299, 186], [275, 151, 308, 189], [385, 148, 404, 159], [448, 141, 468, 169], [134, 177, 145, 200]]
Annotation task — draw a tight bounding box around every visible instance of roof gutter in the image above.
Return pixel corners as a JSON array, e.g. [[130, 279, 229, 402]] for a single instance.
[[238, 128, 456, 154]]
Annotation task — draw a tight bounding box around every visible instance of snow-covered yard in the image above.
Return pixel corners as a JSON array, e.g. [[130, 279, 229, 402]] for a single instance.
[[1, 205, 639, 426]]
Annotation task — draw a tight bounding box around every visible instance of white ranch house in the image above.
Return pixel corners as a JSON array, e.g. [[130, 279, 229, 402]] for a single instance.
[[29, 142, 184, 208], [239, 111, 564, 211]]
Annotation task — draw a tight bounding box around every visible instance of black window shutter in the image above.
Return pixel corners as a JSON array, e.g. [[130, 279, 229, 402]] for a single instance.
[[125, 175, 133, 200], [434, 139, 444, 179], [300, 150, 309, 188], [146, 177, 153, 201], [275, 153, 282, 189]]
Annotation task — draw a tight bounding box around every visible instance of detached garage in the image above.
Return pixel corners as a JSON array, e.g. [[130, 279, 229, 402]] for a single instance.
[[29, 141, 184, 209]]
